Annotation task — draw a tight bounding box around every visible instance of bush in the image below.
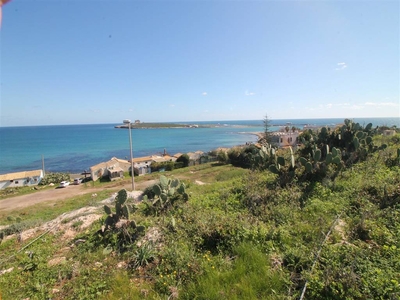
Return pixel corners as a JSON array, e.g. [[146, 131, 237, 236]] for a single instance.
[[39, 172, 70, 185], [228, 146, 259, 169], [217, 151, 228, 163], [151, 161, 176, 172], [176, 154, 190, 167]]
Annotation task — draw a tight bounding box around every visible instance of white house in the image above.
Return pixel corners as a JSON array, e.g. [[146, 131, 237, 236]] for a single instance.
[[271, 131, 300, 148], [382, 130, 396, 136], [0, 169, 44, 190]]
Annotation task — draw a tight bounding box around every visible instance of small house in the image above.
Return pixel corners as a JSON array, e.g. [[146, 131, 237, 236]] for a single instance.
[[107, 166, 124, 181], [187, 151, 204, 166], [0, 169, 44, 190], [132, 156, 154, 176], [90, 157, 130, 181], [271, 131, 299, 148], [383, 130, 396, 136]]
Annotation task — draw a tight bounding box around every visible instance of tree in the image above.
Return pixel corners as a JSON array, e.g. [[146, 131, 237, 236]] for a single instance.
[[176, 154, 190, 167], [263, 114, 273, 144], [217, 151, 228, 164]]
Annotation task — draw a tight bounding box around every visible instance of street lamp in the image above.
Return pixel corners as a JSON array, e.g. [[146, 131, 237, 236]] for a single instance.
[[123, 119, 135, 191]]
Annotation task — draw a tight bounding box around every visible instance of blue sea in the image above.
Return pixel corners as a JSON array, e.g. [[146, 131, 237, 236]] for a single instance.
[[0, 118, 398, 175]]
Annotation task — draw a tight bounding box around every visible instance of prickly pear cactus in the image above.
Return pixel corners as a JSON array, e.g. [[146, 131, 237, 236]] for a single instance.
[[103, 189, 137, 230], [144, 176, 190, 214]]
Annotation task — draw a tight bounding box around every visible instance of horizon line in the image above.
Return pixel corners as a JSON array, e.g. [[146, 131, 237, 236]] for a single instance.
[[0, 116, 399, 128]]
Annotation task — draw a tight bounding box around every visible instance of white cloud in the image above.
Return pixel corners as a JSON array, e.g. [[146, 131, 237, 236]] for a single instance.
[[365, 102, 398, 107], [169, 104, 175, 107], [335, 62, 347, 71], [245, 90, 255, 96], [202, 92, 207, 96]]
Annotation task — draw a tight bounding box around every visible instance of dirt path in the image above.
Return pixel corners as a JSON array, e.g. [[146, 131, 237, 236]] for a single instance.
[[0, 180, 156, 212]]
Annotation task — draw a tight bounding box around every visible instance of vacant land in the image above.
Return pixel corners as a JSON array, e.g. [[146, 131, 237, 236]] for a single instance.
[[0, 179, 154, 212]]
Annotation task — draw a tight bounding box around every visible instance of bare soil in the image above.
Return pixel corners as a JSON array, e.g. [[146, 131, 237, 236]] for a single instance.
[[0, 180, 155, 212]]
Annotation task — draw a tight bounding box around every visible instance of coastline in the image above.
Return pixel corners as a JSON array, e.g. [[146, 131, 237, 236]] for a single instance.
[[1, 117, 398, 175]]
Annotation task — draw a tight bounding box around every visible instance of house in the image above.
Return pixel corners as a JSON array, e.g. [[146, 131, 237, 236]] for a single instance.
[[186, 151, 204, 166], [382, 130, 396, 136], [132, 156, 153, 176], [271, 131, 300, 148], [173, 153, 183, 159], [107, 166, 125, 181], [90, 157, 130, 181], [0, 169, 44, 190]]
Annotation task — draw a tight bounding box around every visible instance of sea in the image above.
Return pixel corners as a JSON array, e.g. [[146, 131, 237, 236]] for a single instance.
[[0, 117, 398, 175]]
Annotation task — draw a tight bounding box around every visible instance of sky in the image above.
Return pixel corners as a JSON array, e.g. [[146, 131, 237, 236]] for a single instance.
[[0, 0, 399, 126]]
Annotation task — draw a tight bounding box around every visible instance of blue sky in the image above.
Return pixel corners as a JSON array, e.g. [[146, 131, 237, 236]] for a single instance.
[[1, 0, 399, 126]]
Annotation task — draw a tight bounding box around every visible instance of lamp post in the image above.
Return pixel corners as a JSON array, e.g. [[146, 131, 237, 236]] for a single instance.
[[123, 119, 135, 191]]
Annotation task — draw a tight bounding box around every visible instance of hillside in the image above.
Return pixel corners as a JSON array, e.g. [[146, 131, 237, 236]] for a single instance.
[[0, 123, 399, 299]]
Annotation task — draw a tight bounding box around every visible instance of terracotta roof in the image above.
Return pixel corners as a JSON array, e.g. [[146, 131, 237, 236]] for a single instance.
[[0, 170, 43, 182]]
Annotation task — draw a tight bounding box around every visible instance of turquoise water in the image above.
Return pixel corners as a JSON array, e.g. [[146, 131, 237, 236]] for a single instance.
[[0, 118, 398, 174]]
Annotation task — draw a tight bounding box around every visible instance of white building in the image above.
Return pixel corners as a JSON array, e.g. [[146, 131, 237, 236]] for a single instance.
[[271, 131, 300, 148], [0, 170, 44, 190]]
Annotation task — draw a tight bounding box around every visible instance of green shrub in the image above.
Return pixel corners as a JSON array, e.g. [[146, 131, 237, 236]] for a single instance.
[[176, 153, 190, 167], [39, 172, 70, 185]]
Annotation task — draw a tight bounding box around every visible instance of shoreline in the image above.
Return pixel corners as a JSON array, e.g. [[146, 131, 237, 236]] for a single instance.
[[0, 132, 263, 176]]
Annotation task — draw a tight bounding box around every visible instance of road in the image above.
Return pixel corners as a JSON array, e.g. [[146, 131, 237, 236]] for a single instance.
[[0, 180, 155, 212]]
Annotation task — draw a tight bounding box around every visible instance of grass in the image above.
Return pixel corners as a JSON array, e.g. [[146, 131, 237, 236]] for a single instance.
[[182, 243, 289, 300]]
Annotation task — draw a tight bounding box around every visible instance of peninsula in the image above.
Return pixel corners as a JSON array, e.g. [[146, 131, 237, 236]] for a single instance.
[[115, 122, 201, 129]]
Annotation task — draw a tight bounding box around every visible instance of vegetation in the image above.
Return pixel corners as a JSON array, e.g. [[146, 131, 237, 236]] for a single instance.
[[176, 154, 190, 167], [0, 120, 399, 299], [263, 113, 273, 144], [39, 172, 70, 185]]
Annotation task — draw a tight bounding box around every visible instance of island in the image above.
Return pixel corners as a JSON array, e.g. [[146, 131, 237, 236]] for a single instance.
[[115, 122, 200, 129]]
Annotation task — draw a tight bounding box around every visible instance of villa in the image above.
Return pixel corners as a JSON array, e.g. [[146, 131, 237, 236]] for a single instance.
[[270, 131, 300, 148]]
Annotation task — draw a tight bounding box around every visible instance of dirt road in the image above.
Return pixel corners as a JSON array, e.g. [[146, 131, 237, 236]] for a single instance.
[[0, 180, 155, 212]]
